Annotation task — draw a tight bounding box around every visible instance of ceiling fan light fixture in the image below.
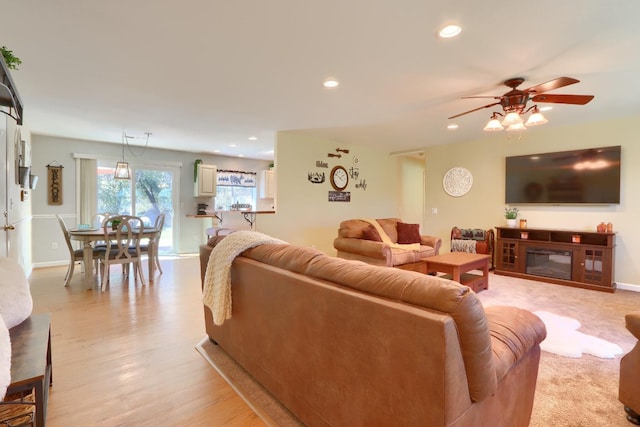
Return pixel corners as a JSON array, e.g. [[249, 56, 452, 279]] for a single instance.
[[501, 112, 523, 126], [483, 114, 504, 132], [506, 122, 526, 132], [525, 107, 548, 126]]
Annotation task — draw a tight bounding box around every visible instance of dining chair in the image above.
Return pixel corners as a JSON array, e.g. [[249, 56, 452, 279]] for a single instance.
[[98, 215, 146, 291], [140, 212, 165, 275], [56, 214, 103, 287]]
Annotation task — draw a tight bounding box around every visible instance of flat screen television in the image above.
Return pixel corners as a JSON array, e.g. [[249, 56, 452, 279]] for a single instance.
[[505, 146, 621, 204]]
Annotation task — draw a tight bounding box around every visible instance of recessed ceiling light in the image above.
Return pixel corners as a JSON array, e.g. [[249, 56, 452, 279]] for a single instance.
[[439, 24, 462, 39], [238, 154, 244, 157], [229, 144, 236, 147], [539, 106, 553, 112], [447, 123, 459, 130], [323, 79, 339, 88], [213, 149, 221, 153], [248, 136, 257, 140]]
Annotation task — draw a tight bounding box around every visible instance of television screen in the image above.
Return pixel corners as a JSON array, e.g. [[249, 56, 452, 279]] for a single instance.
[[505, 146, 621, 204]]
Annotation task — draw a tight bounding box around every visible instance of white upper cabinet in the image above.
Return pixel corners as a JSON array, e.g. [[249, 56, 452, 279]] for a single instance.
[[260, 169, 276, 199], [195, 164, 217, 197]]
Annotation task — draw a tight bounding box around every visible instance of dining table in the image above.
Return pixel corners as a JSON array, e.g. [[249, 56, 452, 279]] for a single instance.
[[68, 226, 160, 289]]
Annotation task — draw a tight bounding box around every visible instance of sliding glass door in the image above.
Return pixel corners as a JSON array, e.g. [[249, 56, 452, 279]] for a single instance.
[[97, 162, 177, 254]]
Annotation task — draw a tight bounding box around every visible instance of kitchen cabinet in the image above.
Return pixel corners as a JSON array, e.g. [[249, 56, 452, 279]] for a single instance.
[[260, 169, 276, 198], [195, 164, 217, 197]]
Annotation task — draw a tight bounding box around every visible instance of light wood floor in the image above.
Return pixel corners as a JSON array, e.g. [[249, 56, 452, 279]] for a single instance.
[[29, 256, 266, 427]]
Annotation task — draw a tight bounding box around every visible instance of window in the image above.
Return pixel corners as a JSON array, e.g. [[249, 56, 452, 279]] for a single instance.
[[97, 161, 177, 253], [215, 170, 257, 210]]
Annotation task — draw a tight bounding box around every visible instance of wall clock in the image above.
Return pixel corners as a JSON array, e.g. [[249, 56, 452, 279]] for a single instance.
[[442, 167, 473, 197], [330, 165, 349, 191]]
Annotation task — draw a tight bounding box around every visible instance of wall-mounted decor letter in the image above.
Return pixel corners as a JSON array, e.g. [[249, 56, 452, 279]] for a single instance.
[[47, 165, 63, 205]]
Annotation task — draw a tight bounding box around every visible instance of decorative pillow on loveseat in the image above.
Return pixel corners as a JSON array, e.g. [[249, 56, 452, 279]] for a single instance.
[[397, 222, 421, 244], [362, 226, 382, 242]]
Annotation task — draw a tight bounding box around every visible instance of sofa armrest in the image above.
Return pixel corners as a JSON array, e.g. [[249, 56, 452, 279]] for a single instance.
[[333, 237, 387, 260], [626, 313, 640, 340], [420, 235, 442, 254], [485, 305, 546, 382]]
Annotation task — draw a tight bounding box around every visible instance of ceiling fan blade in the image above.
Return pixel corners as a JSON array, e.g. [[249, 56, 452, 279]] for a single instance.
[[531, 94, 594, 105], [524, 77, 579, 94], [448, 102, 501, 119], [461, 95, 502, 99]]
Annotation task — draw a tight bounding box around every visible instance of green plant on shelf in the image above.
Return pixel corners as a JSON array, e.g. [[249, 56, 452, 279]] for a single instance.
[[504, 207, 519, 219]]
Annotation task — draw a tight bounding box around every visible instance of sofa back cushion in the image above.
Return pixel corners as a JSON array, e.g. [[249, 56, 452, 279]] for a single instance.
[[242, 243, 497, 402]]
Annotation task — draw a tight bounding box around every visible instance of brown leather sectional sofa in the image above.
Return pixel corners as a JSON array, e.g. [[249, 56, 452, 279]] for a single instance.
[[200, 238, 546, 427]]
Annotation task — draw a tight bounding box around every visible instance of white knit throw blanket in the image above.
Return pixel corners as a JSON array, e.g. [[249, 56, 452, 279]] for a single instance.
[[361, 219, 421, 251], [202, 230, 287, 325]]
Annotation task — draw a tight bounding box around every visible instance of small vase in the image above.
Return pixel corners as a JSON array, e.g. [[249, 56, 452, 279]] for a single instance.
[[506, 218, 517, 227]]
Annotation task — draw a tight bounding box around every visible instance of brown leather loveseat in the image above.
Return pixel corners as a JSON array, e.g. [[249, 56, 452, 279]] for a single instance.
[[200, 235, 546, 427], [333, 218, 442, 273]]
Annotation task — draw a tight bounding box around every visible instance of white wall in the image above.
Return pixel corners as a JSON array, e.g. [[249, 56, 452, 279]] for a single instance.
[[31, 135, 270, 266], [424, 114, 640, 286], [257, 132, 400, 255]]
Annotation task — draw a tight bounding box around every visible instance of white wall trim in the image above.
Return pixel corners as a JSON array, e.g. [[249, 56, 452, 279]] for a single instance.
[[616, 282, 640, 293], [32, 213, 76, 219], [33, 260, 68, 269]]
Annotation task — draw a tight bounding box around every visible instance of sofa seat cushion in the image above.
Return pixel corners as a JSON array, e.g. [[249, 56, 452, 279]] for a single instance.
[[385, 245, 436, 265]]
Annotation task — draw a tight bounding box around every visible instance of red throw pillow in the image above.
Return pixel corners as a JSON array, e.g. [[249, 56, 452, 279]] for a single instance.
[[475, 242, 488, 254], [362, 226, 382, 242], [396, 222, 421, 244]]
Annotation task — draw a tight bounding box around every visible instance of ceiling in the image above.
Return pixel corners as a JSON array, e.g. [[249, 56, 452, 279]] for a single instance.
[[2, 1, 639, 161]]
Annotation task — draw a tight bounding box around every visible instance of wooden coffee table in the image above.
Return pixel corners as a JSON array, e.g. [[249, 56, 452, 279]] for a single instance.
[[424, 252, 490, 293]]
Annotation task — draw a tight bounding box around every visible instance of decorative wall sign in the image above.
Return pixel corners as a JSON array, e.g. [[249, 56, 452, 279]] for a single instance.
[[308, 172, 325, 184], [47, 165, 63, 205], [348, 167, 359, 180], [315, 160, 328, 168], [443, 167, 473, 197], [355, 179, 367, 190], [329, 191, 351, 202]]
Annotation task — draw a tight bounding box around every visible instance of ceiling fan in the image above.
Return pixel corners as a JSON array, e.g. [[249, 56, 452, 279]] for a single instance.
[[448, 77, 594, 131]]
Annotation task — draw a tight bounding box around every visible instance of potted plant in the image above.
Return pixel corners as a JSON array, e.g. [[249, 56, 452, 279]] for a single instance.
[[1, 46, 22, 70], [505, 207, 519, 227]]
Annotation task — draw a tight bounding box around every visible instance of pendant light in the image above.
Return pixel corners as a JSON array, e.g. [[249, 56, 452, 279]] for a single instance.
[[114, 132, 131, 180]]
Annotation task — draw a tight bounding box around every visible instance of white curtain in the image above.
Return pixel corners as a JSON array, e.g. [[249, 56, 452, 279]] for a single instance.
[[79, 158, 97, 225]]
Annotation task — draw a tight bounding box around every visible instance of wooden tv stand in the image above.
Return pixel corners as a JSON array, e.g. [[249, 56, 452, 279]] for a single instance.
[[494, 227, 615, 293]]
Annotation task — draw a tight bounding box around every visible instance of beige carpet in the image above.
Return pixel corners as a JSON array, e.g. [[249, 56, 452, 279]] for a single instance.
[[197, 272, 639, 426]]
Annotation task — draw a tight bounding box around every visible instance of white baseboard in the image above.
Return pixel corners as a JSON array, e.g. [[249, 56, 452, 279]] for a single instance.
[[32, 260, 70, 269], [616, 282, 640, 292]]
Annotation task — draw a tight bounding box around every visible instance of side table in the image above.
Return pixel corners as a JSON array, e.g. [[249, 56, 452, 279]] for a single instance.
[[6, 313, 53, 427]]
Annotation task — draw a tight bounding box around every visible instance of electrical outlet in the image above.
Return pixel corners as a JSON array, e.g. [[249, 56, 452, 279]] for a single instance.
[[51, 242, 57, 250]]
